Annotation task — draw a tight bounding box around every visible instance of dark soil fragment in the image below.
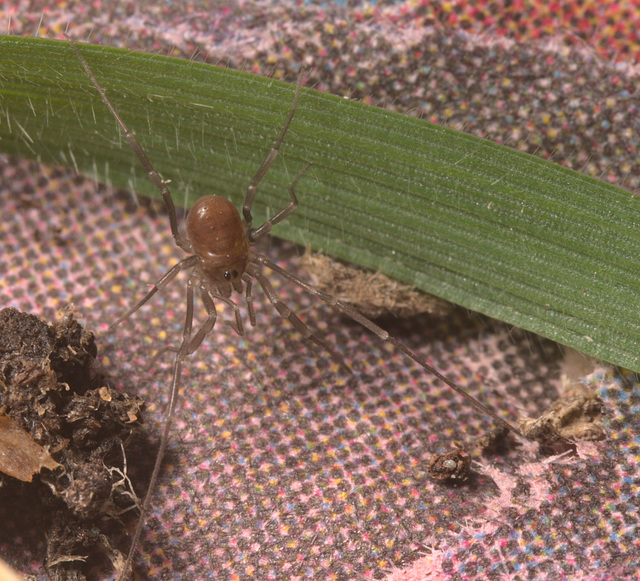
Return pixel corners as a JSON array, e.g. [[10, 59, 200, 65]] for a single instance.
[[477, 425, 515, 455], [0, 307, 144, 580]]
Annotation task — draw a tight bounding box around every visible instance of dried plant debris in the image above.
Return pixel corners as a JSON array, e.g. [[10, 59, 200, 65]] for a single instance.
[[0, 414, 60, 482], [0, 307, 144, 580], [428, 447, 472, 483], [518, 386, 605, 444], [0, 557, 25, 581], [300, 249, 451, 319], [518, 349, 604, 445]]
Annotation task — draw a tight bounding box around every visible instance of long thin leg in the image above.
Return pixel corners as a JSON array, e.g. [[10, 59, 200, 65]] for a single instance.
[[66, 34, 192, 253], [180, 286, 219, 354], [118, 275, 201, 581], [242, 275, 257, 327], [251, 254, 524, 439], [247, 163, 311, 243], [111, 255, 200, 328], [145, 286, 234, 370], [202, 282, 246, 336], [247, 264, 350, 373], [242, 75, 304, 228]]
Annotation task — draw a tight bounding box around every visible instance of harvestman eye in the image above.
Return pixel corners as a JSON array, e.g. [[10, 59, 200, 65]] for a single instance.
[[66, 35, 525, 581]]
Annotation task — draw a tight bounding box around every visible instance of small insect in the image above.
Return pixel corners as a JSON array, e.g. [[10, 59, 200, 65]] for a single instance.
[[428, 447, 472, 482], [67, 36, 524, 580]]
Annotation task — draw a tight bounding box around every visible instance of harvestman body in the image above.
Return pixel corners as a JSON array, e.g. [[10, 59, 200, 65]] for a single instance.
[[67, 37, 523, 580]]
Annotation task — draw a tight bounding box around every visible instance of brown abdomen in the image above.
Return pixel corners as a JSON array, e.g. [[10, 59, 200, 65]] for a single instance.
[[186, 195, 245, 258]]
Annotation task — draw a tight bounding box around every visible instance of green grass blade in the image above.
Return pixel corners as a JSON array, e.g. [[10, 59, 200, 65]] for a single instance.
[[1, 35, 639, 371]]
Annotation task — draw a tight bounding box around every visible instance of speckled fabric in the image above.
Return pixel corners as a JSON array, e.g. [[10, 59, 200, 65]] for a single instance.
[[3, 157, 635, 581], [2, 1, 640, 580]]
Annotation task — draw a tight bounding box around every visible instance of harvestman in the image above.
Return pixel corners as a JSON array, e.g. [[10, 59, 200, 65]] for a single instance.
[[67, 37, 524, 580]]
